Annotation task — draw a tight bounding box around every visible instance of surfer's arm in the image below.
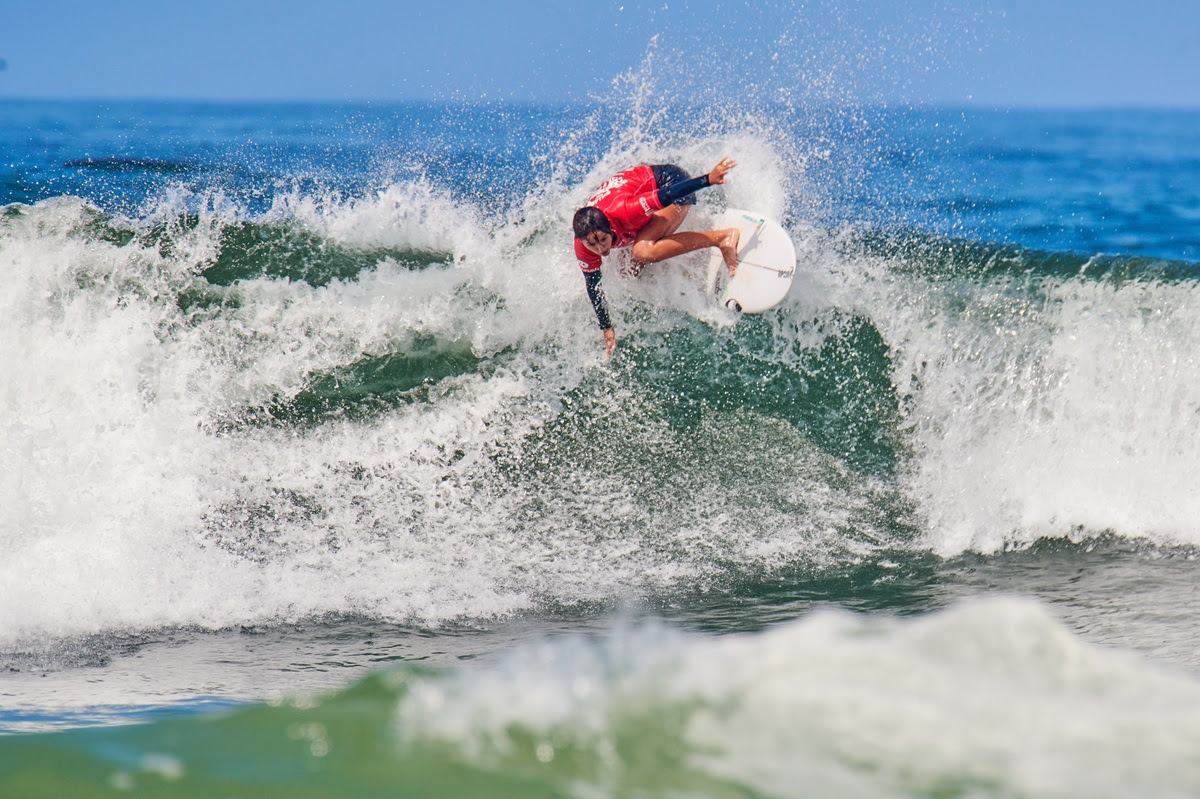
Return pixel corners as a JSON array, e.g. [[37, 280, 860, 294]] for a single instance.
[[653, 157, 736, 206], [583, 269, 618, 358], [582, 268, 612, 330], [575, 238, 611, 331], [656, 174, 709, 206]]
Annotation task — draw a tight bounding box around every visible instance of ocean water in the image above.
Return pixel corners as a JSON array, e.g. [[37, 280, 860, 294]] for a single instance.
[[2, 93, 1200, 797]]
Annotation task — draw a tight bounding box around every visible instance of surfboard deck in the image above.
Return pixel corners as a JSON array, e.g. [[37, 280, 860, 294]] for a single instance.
[[705, 209, 796, 313]]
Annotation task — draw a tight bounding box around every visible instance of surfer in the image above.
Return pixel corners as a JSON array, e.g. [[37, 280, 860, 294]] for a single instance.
[[572, 158, 739, 359]]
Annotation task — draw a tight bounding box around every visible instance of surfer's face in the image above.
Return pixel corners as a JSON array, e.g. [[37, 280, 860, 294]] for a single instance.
[[582, 231, 613, 256]]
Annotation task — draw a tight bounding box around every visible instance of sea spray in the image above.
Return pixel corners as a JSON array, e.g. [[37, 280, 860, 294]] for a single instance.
[[1, 153, 906, 643]]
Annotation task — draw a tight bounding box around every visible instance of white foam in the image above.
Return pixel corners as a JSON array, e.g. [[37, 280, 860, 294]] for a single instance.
[[830, 244, 1200, 553], [0, 133, 870, 642], [265, 178, 490, 255], [394, 597, 1200, 797]]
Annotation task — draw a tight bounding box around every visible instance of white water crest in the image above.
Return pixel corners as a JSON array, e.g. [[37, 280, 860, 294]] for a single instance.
[[395, 597, 1200, 798], [814, 238, 1200, 553]]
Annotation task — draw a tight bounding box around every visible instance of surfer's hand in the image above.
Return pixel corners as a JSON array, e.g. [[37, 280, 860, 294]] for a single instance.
[[708, 157, 736, 185], [603, 327, 617, 360]]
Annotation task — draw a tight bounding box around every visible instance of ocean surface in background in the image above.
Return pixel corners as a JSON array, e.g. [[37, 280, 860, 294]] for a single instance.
[[2, 94, 1200, 797]]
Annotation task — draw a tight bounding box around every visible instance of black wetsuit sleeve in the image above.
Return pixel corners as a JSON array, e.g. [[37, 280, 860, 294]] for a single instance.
[[583, 270, 612, 330], [657, 174, 711, 206]]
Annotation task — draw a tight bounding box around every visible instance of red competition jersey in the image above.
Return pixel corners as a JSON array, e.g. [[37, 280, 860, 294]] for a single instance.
[[573, 165, 665, 272]]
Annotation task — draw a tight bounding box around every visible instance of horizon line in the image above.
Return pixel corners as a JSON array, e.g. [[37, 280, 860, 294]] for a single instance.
[[2, 94, 1199, 113]]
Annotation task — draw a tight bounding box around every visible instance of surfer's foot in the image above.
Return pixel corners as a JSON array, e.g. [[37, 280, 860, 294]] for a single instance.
[[718, 228, 740, 277]]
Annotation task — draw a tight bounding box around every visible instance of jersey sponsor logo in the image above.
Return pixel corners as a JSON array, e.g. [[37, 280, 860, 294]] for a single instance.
[[587, 175, 629, 206], [578, 259, 600, 272], [639, 196, 652, 215]]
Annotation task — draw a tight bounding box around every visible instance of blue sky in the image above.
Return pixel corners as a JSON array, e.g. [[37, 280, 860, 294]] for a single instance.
[[2, 1, 1197, 107]]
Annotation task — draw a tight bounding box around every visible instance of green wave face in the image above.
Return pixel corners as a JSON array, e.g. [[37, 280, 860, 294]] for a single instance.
[[202, 219, 453, 288]]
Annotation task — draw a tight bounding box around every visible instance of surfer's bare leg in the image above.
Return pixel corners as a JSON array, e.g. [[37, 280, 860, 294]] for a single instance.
[[631, 225, 740, 276], [718, 228, 740, 277], [626, 205, 689, 275], [644, 203, 690, 238]]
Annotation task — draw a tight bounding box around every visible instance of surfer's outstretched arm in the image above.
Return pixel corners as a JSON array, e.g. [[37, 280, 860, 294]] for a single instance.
[[582, 269, 611, 330], [582, 270, 618, 359], [653, 157, 736, 206]]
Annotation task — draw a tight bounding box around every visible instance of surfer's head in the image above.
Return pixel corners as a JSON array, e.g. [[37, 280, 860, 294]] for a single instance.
[[573, 206, 614, 256]]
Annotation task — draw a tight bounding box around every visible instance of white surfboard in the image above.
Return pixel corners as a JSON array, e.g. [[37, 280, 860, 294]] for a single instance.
[[705, 209, 796, 313]]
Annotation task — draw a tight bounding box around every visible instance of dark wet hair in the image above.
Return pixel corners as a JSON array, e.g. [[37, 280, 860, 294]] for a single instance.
[[572, 206, 612, 240]]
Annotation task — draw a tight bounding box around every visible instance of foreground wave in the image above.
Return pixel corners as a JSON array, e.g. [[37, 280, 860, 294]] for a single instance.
[[3, 599, 1198, 798]]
